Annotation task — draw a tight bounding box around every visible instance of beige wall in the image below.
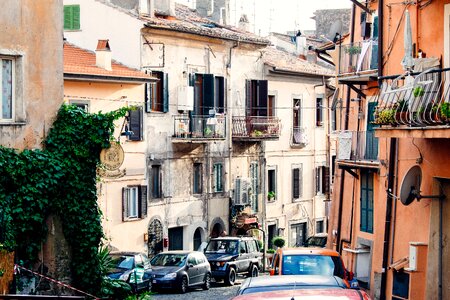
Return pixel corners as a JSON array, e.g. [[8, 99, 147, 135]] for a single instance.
[[0, 0, 63, 149]]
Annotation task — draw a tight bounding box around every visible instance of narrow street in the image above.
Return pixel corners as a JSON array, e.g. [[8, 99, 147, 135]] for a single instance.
[[149, 275, 255, 300]]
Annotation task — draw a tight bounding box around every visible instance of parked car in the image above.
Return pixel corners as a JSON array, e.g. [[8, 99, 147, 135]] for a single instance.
[[231, 288, 372, 300], [107, 251, 152, 292], [303, 233, 328, 248], [269, 248, 354, 288], [149, 251, 211, 294], [236, 275, 347, 295], [204, 236, 262, 286]]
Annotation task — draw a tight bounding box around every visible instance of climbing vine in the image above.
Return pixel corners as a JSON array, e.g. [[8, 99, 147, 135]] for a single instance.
[[0, 104, 129, 295]]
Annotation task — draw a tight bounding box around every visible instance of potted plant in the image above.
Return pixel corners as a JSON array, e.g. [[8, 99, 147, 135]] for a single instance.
[[272, 236, 286, 249], [267, 191, 276, 201], [251, 129, 263, 137], [374, 108, 396, 125], [440, 102, 450, 121], [413, 86, 425, 98], [395, 99, 409, 122]]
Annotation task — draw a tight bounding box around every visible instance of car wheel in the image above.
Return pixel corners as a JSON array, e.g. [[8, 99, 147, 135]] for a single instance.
[[225, 268, 236, 286], [179, 276, 188, 294], [248, 264, 259, 277], [202, 273, 211, 290]]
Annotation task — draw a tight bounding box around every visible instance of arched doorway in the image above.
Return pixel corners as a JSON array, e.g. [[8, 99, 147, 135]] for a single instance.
[[211, 222, 224, 238], [193, 227, 202, 251], [148, 219, 163, 258]]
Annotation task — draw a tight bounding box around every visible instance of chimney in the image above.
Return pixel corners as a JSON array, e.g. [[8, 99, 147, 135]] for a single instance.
[[139, 0, 155, 17], [238, 14, 249, 31], [95, 40, 112, 71], [154, 0, 176, 16]]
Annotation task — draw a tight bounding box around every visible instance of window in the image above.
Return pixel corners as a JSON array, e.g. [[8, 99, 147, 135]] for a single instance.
[[69, 100, 89, 112], [292, 165, 303, 199], [145, 71, 168, 113], [127, 107, 143, 141], [316, 96, 323, 126], [315, 166, 330, 195], [291, 222, 307, 247], [316, 220, 324, 234], [1, 57, 14, 121], [193, 163, 203, 194], [360, 171, 374, 233], [268, 95, 275, 116], [250, 162, 259, 211], [191, 74, 225, 115], [151, 165, 162, 198], [64, 5, 80, 30], [267, 167, 276, 201], [245, 80, 268, 116], [122, 185, 147, 221], [213, 163, 223, 192]]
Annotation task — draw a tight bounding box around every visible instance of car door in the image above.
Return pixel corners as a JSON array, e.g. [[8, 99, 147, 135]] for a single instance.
[[186, 253, 201, 285], [236, 241, 250, 272], [195, 253, 209, 281]]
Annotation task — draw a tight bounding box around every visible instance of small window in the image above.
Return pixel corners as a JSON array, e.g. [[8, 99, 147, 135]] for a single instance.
[[316, 220, 324, 234], [268, 168, 276, 201], [151, 165, 162, 198], [315, 166, 330, 195], [1, 57, 14, 121], [292, 165, 303, 199], [64, 5, 80, 30], [69, 100, 89, 113], [127, 107, 143, 141], [193, 163, 203, 194], [316, 97, 323, 126], [122, 185, 147, 221], [145, 71, 168, 113], [213, 163, 223, 192]]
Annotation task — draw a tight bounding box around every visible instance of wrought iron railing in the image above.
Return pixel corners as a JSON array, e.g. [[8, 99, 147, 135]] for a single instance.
[[337, 130, 378, 161], [338, 39, 378, 75], [173, 114, 226, 139], [374, 68, 450, 127], [232, 116, 281, 139]]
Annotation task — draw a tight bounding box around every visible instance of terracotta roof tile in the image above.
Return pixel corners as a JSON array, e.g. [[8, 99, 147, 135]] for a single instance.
[[64, 41, 154, 80]]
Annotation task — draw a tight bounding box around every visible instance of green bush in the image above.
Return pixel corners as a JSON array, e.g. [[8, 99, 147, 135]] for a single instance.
[[272, 236, 285, 248], [266, 248, 275, 254]]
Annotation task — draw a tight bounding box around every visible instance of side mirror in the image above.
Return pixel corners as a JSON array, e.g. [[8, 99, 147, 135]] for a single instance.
[[187, 263, 194, 268]]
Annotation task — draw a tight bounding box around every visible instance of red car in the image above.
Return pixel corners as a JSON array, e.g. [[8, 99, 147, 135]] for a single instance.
[[230, 288, 372, 300]]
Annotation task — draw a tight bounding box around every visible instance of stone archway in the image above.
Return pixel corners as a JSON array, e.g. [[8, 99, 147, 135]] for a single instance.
[[148, 219, 163, 259], [193, 227, 202, 251], [210, 217, 226, 237]]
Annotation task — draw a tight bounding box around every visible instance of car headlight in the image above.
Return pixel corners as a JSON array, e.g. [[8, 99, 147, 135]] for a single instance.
[[163, 272, 177, 279], [215, 262, 225, 267]]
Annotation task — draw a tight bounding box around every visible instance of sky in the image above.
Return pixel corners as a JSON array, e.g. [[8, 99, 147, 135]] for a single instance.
[[177, 0, 352, 36]]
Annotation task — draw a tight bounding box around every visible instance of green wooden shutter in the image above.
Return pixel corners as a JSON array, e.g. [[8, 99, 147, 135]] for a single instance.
[[72, 5, 80, 30], [214, 163, 223, 192], [163, 73, 169, 112], [64, 5, 80, 30], [63, 6, 72, 30], [203, 74, 215, 115]]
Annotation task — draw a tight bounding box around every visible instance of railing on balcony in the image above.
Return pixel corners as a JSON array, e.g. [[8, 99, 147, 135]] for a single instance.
[[338, 39, 378, 75], [337, 130, 378, 161], [232, 116, 281, 139], [374, 67, 450, 128], [173, 114, 226, 140], [292, 126, 308, 147]]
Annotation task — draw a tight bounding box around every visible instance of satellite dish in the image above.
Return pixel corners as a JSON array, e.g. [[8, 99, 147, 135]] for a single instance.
[[399, 165, 422, 205], [326, 20, 343, 43], [399, 165, 445, 205]]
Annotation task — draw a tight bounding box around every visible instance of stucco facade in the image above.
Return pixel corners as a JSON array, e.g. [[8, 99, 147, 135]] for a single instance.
[[0, 0, 63, 149]]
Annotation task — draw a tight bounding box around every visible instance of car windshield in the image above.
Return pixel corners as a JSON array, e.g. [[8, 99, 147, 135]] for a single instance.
[[241, 285, 341, 295], [150, 253, 187, 267], [111, 255, 135, 270], [305, 236, 327, 247], [282, 255, 344, 277], [205, 240, 238, 254]]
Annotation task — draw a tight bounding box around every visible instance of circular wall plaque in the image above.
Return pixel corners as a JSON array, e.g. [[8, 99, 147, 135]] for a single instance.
[[100, 142, 124, 171]]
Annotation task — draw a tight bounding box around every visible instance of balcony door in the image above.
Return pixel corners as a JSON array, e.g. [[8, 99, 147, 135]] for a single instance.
[[365, 102, 378, 160]]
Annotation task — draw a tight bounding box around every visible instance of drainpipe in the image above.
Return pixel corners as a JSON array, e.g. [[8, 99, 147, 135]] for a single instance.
[[380, 138, 396, 300], [336, 2, 356, 254]]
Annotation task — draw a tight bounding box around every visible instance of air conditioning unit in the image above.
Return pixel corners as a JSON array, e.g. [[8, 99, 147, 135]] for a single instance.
[[177, 86, 194, 111], [233, 178, 251, 206]]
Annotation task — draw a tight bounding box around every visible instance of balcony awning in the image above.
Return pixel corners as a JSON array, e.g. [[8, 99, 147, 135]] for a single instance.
[[337, 159, 380, 179]]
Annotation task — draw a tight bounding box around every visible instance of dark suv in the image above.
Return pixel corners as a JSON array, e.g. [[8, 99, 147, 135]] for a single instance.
[[204, 236, 262, 285]]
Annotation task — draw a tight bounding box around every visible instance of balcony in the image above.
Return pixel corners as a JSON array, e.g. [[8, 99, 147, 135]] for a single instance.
[[232, 116, 281, 141], [338, 40, 378, 82], [336, 130, 380, 170], [173, 114, 226, 141], [374, 68, 450, 139]]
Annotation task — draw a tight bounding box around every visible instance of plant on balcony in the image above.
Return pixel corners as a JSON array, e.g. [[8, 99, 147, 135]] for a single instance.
[[204, 126, 213, 137], [267, 191, 276, 201], [440, 102, 450, 121], [251, 129, 263, 137], [413, 86, 425, 98], [395, 99, 409, 122], [373, 108, 396, 125], [345, 45, 362, 55]]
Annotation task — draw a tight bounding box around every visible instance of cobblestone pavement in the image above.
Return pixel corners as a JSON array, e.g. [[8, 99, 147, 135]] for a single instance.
[[150, 274, 268, 300]]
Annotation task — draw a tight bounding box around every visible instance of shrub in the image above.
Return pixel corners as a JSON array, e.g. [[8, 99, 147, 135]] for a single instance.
[[266, 248, 275, 254], [272, 236, 285, 248]]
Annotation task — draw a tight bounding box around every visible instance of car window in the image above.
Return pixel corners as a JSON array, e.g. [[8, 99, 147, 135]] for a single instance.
[[141, 255, 151, 268], [205, 240, 239, 254], [150, 253, 187, 266], [188, 254, 197, 265], [247, 240, 257, 253], [239, 241, 247, 254], [112, 255, 134, 270], [135, 254, 143, 267], [194, 253, 206, 264], [281, 254, 343, 277]]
